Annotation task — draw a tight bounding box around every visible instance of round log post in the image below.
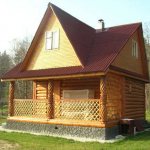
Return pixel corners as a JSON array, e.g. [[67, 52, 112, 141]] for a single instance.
[[9, 81, 15, 116], [47, 80, 54, 119], [100, 76, 107, 126]]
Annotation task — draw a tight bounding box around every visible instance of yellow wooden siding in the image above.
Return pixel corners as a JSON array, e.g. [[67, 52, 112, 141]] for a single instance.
[[26, 11, 81, 70], [112, 31, 143, 75]]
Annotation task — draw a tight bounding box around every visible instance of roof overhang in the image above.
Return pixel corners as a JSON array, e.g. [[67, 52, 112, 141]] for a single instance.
[[1, 72, 106, 82], [109, 66, 149, 83]]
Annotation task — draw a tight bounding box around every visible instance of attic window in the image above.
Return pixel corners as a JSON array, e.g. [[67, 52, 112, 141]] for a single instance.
[[45, 30, 59, 50], [132, 40, 138, 58]]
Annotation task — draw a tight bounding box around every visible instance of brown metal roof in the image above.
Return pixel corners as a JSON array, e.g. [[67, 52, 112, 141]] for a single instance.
[[1, 3, 146, 80]]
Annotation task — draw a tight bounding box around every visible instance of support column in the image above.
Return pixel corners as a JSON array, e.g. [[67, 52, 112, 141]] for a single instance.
[[100, 76, 107, 126], [32, 81, 36, 99], [9, 81, 15, 116], [47, 80, 54, 119]]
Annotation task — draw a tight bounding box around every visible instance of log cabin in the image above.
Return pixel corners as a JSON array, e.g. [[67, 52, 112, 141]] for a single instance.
[[1, 3, 149, 140]]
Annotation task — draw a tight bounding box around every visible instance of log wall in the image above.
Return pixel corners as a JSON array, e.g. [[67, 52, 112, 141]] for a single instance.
[[106, 73, 123, 123], [124, 77, 145, 119], [60, 78, 100, 99], [35, 81, 48, 99]]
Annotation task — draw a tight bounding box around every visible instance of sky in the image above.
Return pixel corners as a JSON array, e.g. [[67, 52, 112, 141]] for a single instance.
[[0, 0, 150, 53]]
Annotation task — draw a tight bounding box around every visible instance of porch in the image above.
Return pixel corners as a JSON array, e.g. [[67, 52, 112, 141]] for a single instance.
[[8, 98, 101, 127], [7, 74, 122, 128]]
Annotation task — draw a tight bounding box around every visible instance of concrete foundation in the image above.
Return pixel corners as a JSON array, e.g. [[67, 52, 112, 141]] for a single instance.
[[4, 120, 119, 140]]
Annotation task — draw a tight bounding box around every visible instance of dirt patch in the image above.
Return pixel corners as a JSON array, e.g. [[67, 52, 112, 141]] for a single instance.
[[0, 140, 19, 150]]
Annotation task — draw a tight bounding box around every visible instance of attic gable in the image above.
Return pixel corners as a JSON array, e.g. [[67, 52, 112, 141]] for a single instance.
[[21, 3, 96, 71], [111, 26, 148, 79], [23, 5, 83, 70], [26, 9, 81, 70]]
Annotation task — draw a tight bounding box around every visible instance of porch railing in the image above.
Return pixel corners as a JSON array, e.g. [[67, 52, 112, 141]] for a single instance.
[[14, 99, 48, 118], [54, 99, 100, 121], [13, 99, 100, 121]]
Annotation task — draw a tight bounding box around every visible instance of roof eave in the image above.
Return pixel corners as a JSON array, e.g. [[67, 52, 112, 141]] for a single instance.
[[1, 71, 106, 82]]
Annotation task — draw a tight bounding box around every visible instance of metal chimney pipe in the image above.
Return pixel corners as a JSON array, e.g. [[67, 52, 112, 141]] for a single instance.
[[98, 19, 105, 31]]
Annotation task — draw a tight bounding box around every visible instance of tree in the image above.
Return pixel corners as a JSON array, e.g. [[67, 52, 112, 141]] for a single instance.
[[11, 37, 30, 65], [10, 37, 32, 99], [144, 23, 150, 45], [144, 23, 150, 110], [0, 51, 12, 108]]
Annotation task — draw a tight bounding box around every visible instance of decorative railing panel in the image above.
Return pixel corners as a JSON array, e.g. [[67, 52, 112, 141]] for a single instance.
[[54, 99, 100, 121], [14, 99, 48, 118], [13, 99, 101, 122]]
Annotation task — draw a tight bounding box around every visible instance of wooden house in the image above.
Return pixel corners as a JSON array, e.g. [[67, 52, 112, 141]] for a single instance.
[[1, 3, 149, 140]]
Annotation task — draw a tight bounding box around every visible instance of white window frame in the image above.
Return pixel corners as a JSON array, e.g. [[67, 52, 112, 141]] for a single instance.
[[132, 40, 138, 58], [45, 30, 59, 50]]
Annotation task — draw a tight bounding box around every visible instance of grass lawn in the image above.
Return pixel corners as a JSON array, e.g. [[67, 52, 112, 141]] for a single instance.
[[0, 110, 150, 150], [0, 130, 150, 150]]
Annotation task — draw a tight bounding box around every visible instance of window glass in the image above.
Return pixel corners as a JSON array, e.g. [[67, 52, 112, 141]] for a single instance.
[[45, 30, 59, 50], [53, 30, 59, 49], [132, 40, 138, 58], [45, 31, 52, 50]]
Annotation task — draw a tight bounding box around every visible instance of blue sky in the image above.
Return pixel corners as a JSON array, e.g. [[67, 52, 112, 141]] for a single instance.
[[0, 0, 150, 52]]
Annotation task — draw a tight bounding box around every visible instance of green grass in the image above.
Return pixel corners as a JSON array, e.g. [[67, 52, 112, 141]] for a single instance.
[[0, 110, 150, 150], [0, 130, 150, 150]]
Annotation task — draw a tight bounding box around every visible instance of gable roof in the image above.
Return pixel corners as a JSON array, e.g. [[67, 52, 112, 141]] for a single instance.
[[50, 3, 95, 66], [20, 3, 95, 69], [1, 3, 148, 81]]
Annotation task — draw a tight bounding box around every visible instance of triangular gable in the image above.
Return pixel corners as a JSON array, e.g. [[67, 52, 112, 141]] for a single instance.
[[26, 8, 81, 70], [20, 4, 90, 70], [111, 25, 149, 79]]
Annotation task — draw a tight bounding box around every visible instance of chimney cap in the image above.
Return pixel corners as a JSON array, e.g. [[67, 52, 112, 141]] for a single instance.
[[98, 19, 104, 22]]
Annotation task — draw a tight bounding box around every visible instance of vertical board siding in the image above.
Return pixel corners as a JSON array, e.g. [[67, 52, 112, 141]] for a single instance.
[[60, 78, 100, 99], [124, 77, 145, 119], [106, 73, 123, 122]]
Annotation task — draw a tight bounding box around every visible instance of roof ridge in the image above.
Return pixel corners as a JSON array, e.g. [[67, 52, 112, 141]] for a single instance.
[[49, 3, 95, 31], [107, 22, 141, 29]]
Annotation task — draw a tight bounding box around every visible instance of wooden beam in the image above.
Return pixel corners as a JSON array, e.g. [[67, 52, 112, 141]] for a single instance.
[[1, 72, 105, 82], [32, 81, 36, 99], [109, 69, 148, 82], [100, 76, 107, 125], [47, 80, 54, 119], [9, 81, 15, 116]]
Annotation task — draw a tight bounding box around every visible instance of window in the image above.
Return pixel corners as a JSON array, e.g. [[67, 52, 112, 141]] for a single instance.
[[63, 90, 94, 99], [45, 31, 52, 50], [132, 40, 138, 58], [45, 30, 59, 50]]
